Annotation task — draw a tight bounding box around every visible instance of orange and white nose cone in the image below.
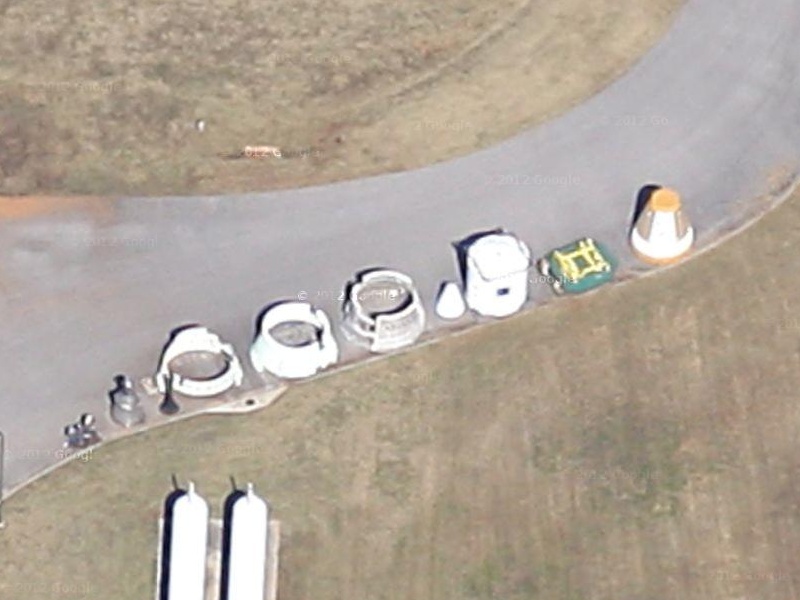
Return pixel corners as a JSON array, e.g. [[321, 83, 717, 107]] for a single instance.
[[630, 187, 695, 264]]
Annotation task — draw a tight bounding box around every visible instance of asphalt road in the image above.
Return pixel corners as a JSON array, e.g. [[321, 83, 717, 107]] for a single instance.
[[1, 0, 800, 490]]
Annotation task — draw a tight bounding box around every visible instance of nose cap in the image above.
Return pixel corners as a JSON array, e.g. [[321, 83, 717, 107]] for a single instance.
[[650, 188, 681, 212]]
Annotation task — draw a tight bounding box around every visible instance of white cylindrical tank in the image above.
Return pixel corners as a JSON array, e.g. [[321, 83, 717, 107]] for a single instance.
[[464, 231, 531, 317], [166, 482, 209, 600], [225, 484, 270, 600]]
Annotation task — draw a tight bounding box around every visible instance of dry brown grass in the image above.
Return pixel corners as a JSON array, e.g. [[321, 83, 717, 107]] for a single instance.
[[0, 0, 683, 195], [1, 186, 800, 599]]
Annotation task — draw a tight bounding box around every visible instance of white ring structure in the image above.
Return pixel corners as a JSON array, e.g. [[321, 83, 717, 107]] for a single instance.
[[250, 302, 338, 379], [342, 269, 426, 353], [155, 326, 244, 397]]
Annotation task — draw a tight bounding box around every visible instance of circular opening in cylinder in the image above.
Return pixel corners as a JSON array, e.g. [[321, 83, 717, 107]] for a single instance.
[[268, 321, 320, 347], [355, 280, 412, 317], [168, 351, 230, 381]]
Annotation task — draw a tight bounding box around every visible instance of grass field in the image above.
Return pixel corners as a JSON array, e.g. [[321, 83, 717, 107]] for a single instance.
[[1, 186, 799, 599], [0, 0, 683, 195]]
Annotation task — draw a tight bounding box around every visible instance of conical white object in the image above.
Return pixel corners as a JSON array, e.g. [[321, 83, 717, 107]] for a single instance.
[[436, 281, 466, 320], [630, 187, 694, 264]]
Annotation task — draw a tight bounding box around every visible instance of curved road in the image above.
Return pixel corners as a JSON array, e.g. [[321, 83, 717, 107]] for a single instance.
[[1, 0, 800, 489]]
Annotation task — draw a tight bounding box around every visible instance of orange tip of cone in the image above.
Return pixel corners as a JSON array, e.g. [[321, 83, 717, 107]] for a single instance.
[[650, 188, 681, 212]]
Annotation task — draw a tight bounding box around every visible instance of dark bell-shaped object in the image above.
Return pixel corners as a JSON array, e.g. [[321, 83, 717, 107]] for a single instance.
[[159, 376, 180, 416]]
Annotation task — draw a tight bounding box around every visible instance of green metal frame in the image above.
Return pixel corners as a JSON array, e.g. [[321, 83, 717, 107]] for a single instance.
[[539, 237, 616, 294]]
